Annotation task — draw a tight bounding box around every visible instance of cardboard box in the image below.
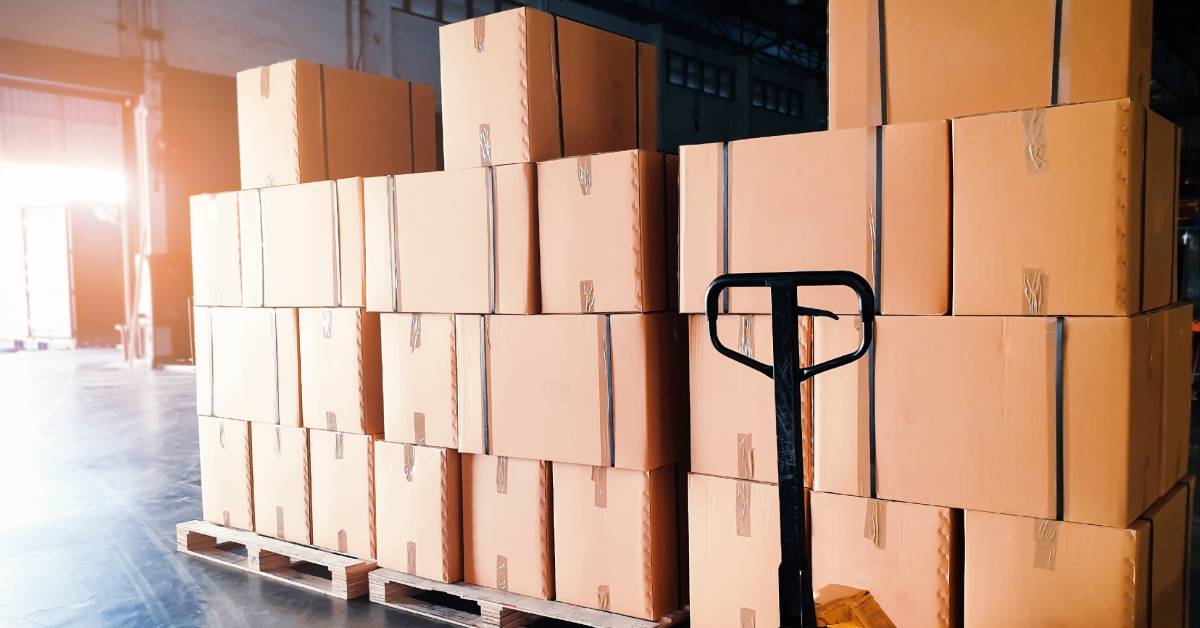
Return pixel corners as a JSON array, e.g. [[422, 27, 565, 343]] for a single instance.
[[538, 149, 668, 313], [381, 313, 457, 448], [197, 416, 253, 530], [299, 308, 383, 435], [375, 442, 462, 583], [814, 315, 1161, 527], [1142, 112, 1183, 311], [828, 0, 1152, 129], [1140, 478, 1194, 628], [688, 314, 813, 485], [310, 430, 377, 559], [687, 473, 781, 628], [239, 178, 365, 308], [462, 454, 553, 598], [456, 313, 685, 470], [679, 120, 949, 315], [236, 59, 436, 189], [363, 164, 538, 314], [553, 462, 677, 620], [811, 491, 960, 628], [953, 99, 1176, 315], [194, 307, 300, 426], [189, 191, 242, 306], [962, 490, 1194, 628], [439, 7, 656, 171], [250, 423, 310, 544], [1159, 305, 1194, 495]]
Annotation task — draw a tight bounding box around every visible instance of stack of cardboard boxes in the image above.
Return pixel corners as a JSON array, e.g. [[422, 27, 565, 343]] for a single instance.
[[190, 7, 688, 623], [683, 2, 1193, 627], [191, 60, 436, 556]]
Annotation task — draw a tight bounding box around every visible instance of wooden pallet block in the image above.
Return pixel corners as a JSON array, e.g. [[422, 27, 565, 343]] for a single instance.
[[368, 567, 688, 628], [176, 520, 376, 599]]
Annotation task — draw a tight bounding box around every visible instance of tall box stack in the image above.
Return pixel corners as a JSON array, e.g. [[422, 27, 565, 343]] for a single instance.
[[682, 2, 1192, 626], [190, 60, 437, 560]]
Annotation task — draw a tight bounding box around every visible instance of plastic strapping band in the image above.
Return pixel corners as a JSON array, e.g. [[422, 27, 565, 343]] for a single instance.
[[272, 310, 281, 424], [1054, 316, 1065, 520], [318, 64, 330, 179], [485, 166, 497, 314], [868, 342, 878, 498], [1137, 110, 1149, 311], [720, 142, 730, 313], [387, 175, 400, 311], [256, 189, 266, 304], [207, 309, 215, 413], [330, 180, 343, 306], [479, 316, 491, 455], [873, 127, 884, 313], [876, 0, 889, 125], [1144, 512, 1156, 628], [551, 17, 565, 157], [1050, 0, 1063, 105]]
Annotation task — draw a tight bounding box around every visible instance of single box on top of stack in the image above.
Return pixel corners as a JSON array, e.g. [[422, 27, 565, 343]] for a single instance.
[[190, 59, 435, 561]]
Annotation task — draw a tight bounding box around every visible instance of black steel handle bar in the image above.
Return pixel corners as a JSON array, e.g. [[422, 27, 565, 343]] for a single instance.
[[704, 270, 876, 382]]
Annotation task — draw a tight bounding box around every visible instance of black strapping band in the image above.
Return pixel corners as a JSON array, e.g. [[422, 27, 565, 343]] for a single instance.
[[407, 83, 416, 171], [1054, 316, 1065, 520], [1051, 0, 1063, 105], [603, 314, 615, 467], [552, 17, 566, 158], [874, 127, 884, 315], [868, 342, 878, 499], [720, 142, 730, 313], [479, 316, 491, 455], [318, 64, 331, 179], [634, 42, 641, 148], [876, 0, 889, 125]]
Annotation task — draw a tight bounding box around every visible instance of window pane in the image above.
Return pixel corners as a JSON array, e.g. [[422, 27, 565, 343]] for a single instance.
[[719, 70, 733, 98], [686, 59, 701, 90], [668, 53, 684, 86], [765, 83, 777, 111], [410, 0, 438, 19], [751, 80, 763, 107], [703, 64, 717, 94], [444, 0, 468, 22], [778, 89, 790, 114]]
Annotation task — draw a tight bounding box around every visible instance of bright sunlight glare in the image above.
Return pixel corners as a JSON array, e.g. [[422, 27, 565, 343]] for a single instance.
[[0, 161, 126, 207]]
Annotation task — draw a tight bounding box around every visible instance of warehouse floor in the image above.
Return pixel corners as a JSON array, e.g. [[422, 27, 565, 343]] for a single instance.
[[0, 348, 445, 627], [2, 347, 1198, 625]]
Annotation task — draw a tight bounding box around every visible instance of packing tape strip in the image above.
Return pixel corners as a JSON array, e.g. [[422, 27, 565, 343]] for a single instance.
[[334, 432, 344, 460], [259, 65, 270, 98], [592, 466, 607, 508], [407, 540, 417, 575], [409, 313, 422, 350], [473, 16, 486, 52], [413, 412, 426, 445], [479, 123, 493, 167], [223, 510, 231, 527], [403, 443, 415, 481], [325, 411, 337, 432], [1022, 108, 1048, 173], [738, 315, 754, 357], [338, 529, 348, 553], [737, 433, 754, 480], [1032, 518, 1060, 570], [576, 155, 592, 195], [496, 456, 508, 494], [274, 425, 282, 455], [863, 498, 887, 550], [322, 308, 334, 339], [735, 479, 752, 537], [496, 554, 509, 591], [276, 506, 285, 539], [330, 180, 343, 306], [579, 280, 596, 313], [218, 421, 226, 449], [596, 585, 611, 612], [1023, 268, 1047, 315], [740, 608, 757, 628]]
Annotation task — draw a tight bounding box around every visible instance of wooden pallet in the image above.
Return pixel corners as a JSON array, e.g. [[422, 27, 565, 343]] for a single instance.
[[176, 520, 377, 599], [368, 567, 688, 627]]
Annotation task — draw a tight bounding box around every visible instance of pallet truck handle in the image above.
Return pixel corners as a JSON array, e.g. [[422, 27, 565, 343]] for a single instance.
[[704, 270, 875, 382]]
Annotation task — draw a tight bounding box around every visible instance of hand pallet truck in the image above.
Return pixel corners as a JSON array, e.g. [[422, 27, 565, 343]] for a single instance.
[[705, 271, 876, 628]]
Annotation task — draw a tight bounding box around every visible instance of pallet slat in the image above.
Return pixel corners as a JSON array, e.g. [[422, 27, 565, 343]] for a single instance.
[[368, 567, 687, 628], [176, 520, 376, 600]]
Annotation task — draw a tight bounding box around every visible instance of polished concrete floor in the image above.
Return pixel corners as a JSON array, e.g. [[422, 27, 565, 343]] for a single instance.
[[0, 348, 444, 627], [1, 347, 1197, 626]]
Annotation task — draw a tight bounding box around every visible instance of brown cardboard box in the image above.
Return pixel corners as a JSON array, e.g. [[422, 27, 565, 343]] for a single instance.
[[375, 442, 462, 583], [538, 149, 668, 313], [456, 313, 685, 470], [239, 178, 365, 308], [811, 491, 960, 628], [688, 315, 812, 485], [814, 315, 1160, 527], [363, 164, 538, 314], [189, 191, 242, 306], [310, 430, 377, 559], [1142, 112, 1183, 311], [381, 313, 457, 448], [679, 120, 949, 315], [687, 473, 780, 628], [1159, 305, 1194, 495], [250, 423, 310, 544], [299, 308, 383, 435], [828, 0, 1152, 129], [439, 7, 656, 171], [462, 454, 553, 598], [194, 307, 300, 426], [197, 416, 253, 530], [1140, 478, 1194, 628], [963, 510, 1153, 627], [953, 99, 1176, 316], [553, 462, 677, 620], [236, 59, 436, 189]]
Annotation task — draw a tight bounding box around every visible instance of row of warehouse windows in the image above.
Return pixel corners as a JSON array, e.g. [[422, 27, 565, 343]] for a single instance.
[[665, 51, 805, 118]]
